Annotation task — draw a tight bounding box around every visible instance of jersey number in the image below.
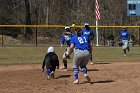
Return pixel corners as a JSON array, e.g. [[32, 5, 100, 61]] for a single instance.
[[78, 37, 87, 44], [64, 36, 71, 40]]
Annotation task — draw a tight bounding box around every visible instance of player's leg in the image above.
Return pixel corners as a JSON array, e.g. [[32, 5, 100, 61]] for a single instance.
[[122, 40, 126, 56], [126, 40, 130, 52], [89, 44, 94, 65], [61, 52, 68, 70], [80, 66, 91, 83], [45, 59, 52, 79], [80, 52, 91, 83], [61, 47, 70, 70], [73, 61, 80, 84], [123, 49, 127, 56], [49, 66, 56, 79], [80, 66, 87, 76], [46, 68, 51, 79], [62, 57, 67, 69], [72, 50, 81, 84], [89, 51, 93, 64], [73, 66, 79, 84], [127, 46, 130, 52], [46, 65, 56, 79], [122, 40, 127, 56]]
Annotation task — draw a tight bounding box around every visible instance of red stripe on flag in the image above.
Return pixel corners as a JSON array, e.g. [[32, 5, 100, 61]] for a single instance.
[[95, 0, 100, 21]]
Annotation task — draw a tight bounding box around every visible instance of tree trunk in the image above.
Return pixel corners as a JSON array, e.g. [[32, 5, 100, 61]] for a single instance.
[[24, 0, 33, 40]]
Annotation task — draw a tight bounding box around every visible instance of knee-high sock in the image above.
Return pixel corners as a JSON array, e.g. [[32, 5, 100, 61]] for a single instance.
[[127, 46, 130, 52], [90, 53, 93, 61], [81, 67, 87, 76], [73, 67, 79, 80], [46, 69, 51, 76], [63, 59, 67, 68], [123, 49, 126, 54]]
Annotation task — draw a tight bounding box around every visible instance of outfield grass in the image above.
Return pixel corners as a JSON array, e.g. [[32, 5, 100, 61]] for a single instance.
[[0, 46, 140, 64], [93, 47, 140, 62]]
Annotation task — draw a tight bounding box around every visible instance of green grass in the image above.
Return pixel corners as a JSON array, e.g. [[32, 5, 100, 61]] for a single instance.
[[0, 46, 140, 65], [93, 47, 140, 62]]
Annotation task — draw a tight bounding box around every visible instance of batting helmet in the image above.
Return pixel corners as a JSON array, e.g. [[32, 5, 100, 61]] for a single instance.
[[47, 46, 54, 53]]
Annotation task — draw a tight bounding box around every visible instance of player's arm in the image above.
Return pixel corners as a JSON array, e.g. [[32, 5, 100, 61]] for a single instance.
[[65, 36, 75, 58], [42, 55, 46, 72], [92, 30, 95, 39], [60, 35, 65, 48], [88, 30, 94, 48], [55, 54, 59, 69], [119, 31, 122, 40], [61, 44, 63, 48], [90, 30, 94, 41], [56, 60, 59, 69], [68, 44, 74, 55], [66, 37, 75, 55]]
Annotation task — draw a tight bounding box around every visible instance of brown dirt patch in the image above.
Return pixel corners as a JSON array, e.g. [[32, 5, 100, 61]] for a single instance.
[[0, 62, 140, 93]]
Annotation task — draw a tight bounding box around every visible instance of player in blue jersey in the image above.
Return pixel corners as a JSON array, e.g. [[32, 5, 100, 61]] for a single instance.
[[81, 23, 94, 65], [119, 28, 130, 56], [66, 28, 91, 84], [60, 26, 72, 70]]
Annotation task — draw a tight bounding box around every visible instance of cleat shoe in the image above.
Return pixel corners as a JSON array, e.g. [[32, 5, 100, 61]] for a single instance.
[[90, 62, 94, 65], [60, 67, 67, 71], [47, 76, 50, 80], [73, 79, 79, 84], [50, 72, 55, 79], [85, 75, 91, 83], [124, 54, 127, 56]]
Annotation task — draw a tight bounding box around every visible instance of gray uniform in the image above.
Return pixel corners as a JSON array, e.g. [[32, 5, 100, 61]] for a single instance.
[[122, 40, 129, 49], [73, 49, 90, 69]]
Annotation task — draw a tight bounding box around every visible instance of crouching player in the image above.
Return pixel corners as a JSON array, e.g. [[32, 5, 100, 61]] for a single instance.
[[42, 46, 59, 79], [66, 28, 91, 84], [60, 26, 72, 70]]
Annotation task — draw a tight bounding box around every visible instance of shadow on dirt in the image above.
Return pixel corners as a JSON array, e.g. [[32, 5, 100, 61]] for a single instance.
[[94, 62, 111, 64], [80, 80, 114, 84], [68, 69, 99, 72], [87, 69, 99, 71], [55, 75, 72, 79], [94, 80, 115, 84]]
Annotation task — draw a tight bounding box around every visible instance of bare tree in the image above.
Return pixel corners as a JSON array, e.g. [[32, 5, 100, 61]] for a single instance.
[[24, 0, 33, 40]]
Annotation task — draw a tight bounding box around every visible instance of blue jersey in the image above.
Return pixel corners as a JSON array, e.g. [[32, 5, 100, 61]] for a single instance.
[[61, 32, 72, 46], [120, 30, 130, 40], [70, 34, 90, 51], [81, 28, 94, 43]]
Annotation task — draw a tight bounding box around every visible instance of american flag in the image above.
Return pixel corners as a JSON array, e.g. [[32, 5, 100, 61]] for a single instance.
[[95, 0, 100, 21]]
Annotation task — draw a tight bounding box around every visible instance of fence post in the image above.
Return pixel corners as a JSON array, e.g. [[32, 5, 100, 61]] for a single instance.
[[2, 30, 3, 46], [35, 27, 37, 46], [139, 27, 140, 46], [104, 27, 105, 46]]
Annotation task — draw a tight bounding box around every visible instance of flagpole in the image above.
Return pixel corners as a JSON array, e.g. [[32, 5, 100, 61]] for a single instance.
[[95, 0, 100, 46], [96, 20, 99, 46]]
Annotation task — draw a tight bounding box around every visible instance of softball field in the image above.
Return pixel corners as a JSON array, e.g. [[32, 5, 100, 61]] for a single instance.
[[0, 47, 140, 93]]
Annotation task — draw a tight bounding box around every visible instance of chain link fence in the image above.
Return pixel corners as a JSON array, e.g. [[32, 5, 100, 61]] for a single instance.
[[0, 26, 140, 47]]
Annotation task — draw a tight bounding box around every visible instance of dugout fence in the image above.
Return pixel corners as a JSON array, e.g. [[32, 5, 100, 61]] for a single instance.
[[0, 25, 140, 47]]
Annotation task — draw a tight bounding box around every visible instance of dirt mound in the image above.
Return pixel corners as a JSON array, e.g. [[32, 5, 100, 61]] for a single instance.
[[0, 35, 21, 44]]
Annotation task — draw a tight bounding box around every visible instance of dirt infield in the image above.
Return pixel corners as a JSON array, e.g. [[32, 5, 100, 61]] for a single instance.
[[0, 62, 140, 93]]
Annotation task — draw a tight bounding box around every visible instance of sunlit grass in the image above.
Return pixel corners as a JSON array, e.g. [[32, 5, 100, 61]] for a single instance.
[[93, 47, 140, 62], [0, 46, 140, 64]]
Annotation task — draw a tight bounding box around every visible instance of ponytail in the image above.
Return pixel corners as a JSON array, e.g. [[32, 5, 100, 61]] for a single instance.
[[75, 28, 81, 37]]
